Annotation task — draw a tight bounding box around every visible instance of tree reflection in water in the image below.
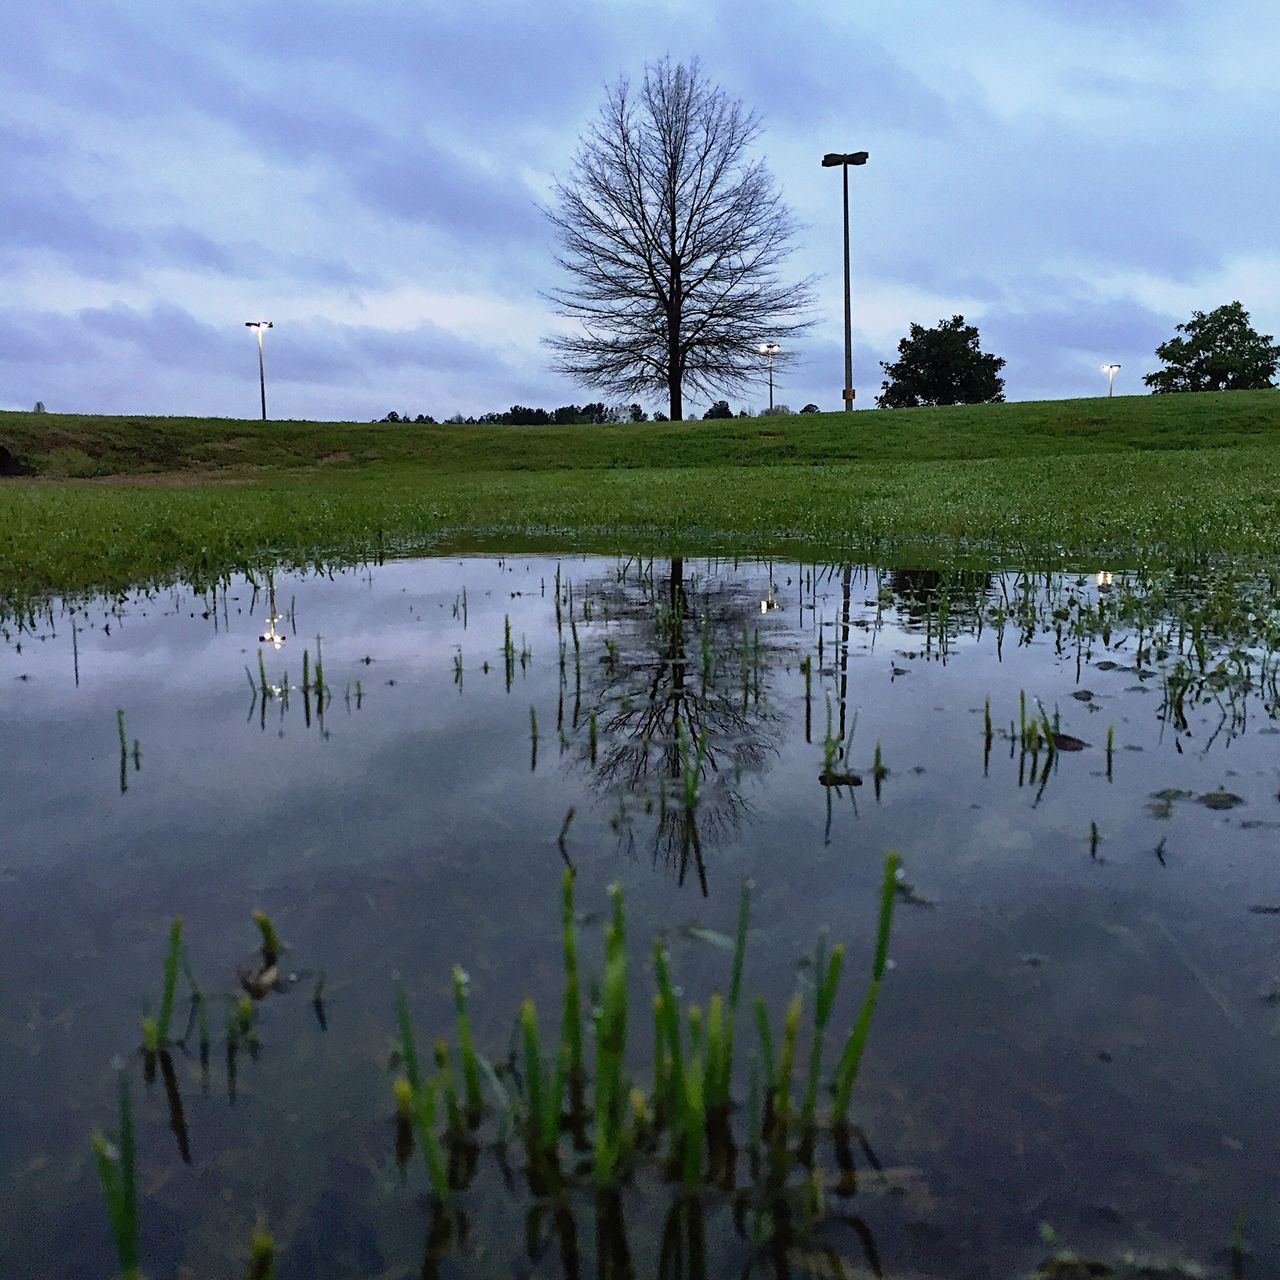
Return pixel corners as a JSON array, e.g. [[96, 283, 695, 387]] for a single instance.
[[573, 558, 784, 893]]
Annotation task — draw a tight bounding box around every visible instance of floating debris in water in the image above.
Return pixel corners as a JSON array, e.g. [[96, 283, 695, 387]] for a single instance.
[[1146, 788, 1194, 818], [1198, 791, 1244, 811]]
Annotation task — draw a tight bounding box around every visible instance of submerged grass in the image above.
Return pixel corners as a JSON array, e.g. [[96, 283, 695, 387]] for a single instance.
[[392, 852, 903, 1214], [91, 1072, 141, 1280], [4, 392, 1280, 608]]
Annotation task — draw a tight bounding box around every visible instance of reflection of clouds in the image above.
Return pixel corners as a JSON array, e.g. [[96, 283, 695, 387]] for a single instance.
[[958, 813, 1037, 868]]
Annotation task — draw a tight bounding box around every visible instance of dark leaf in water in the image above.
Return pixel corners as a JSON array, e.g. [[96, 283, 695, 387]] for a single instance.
[[819, 771, 863, 787], [1052, 733, 1089, 752], [1146, 788, 1193, 818], [1071, 690, 1094, 701], [1198, 791, 1244, 811]]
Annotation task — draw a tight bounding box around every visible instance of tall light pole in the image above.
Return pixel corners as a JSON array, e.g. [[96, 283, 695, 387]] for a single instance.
[[245, 321, 273, 420], [822, 150, 868, 412], [1101, 363, 1121, 397], [758, 341, 781, 411]]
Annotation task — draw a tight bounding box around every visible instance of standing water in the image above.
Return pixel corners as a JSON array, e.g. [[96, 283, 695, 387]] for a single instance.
[[1, 553, 1277, 1278]]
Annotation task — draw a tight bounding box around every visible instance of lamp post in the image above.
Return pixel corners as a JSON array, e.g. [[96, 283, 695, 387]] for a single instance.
[[245, 321, 273, 420], [758, 341, 781, 411], [821, 150, 868, 412], [1101, 363, 1121, 397]]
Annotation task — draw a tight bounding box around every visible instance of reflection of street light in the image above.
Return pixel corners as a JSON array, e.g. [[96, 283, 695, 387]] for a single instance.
[[1095, 570, 1114, 589], [259, 615, 286, 648], [259, 575, 286, 647], [821, 150, 869, 413], [245, 321, 273, 420], [1101, 363, 1121, 397], [757, 341, 781, 412]]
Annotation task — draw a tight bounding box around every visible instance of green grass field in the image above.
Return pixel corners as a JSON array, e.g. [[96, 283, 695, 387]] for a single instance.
[[1, 390, 1277, 608]]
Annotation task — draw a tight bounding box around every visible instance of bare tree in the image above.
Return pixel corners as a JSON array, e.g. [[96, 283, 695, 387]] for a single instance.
[[544, 58, 814, 421]]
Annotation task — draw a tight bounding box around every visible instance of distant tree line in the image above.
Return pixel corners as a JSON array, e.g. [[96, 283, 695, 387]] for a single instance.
[[377, 402, 650, 426], [375, 303, 1274, 430], [378, 400, 828, 425]]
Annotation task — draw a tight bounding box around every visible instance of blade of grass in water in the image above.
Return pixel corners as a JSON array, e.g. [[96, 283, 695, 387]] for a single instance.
[[560, 869, 585, 1119], [770, 994, 803, 1180], [453, 965, 484, 1119], [434, 1038, 462, 1135], [396, 987, 421, 1092], [412, 1079, 451, 1201], [652, 942, 687, 1137], [753, 997, 776, 1091], [91, 1071, 141, 1279], [832, 850, 901, 1121], [156, 917, 182, 1045], [246, 1220, 276, 1280], [520, 999, 549, 1160], [801, 938, 846, 1140], [594, 886, 628, 1184], [251, 910, 282, 967]]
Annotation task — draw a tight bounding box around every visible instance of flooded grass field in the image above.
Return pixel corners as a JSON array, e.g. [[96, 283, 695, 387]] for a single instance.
[[2, 551, 1278, 1278]]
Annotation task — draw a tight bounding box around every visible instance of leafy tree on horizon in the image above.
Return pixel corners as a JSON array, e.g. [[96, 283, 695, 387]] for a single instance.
[[703, 399, 734, 419], [543, 57, 813, 421], [877, 315, 1006, 409], [1144, 301, 1279, 393]]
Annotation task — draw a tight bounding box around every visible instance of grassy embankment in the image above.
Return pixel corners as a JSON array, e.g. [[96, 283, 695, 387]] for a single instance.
[[1, 390, 1277, 605]]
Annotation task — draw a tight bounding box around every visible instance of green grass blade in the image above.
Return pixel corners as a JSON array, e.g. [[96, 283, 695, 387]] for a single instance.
[[683, 1051, 705, 1189], [117, 1071, 139, 1273], [705, 993, 724, 1110], [396, 986, 421, 1092], [753, 997, 776, 1089], [251, 910, 282, 966], [156, 917, 183, 1045], [652, 943, 686, 1128], [801, 941, 845, 1138], [246, 1220, 276, 1280], [832, 850, 903, 1119], [872, 851, 901, 981], [831, 979, 880, 1121], [453, 965, 484, 1118], [520, 999, 547, 1157], [561, 869, 584, 1113], [413, 1079, 450, 1201]]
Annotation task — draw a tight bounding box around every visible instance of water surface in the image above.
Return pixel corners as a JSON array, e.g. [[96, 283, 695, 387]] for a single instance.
[[2, 553, 1278, 1278]]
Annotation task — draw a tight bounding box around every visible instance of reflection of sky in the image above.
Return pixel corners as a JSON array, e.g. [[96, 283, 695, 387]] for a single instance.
[[2, 554, 1279, 1276]]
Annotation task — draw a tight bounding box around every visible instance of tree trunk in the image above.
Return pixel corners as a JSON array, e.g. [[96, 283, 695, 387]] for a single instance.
[[667, 273, 682, 420]]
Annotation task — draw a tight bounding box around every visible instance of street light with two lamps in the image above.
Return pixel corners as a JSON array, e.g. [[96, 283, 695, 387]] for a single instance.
[[821, 150, 869, 413], [1101, 363, 1121, 397], [757, 341, 781, 412], [245, 321, 273, 421]]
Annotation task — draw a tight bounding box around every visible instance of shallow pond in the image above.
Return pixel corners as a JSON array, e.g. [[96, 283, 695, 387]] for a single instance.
[[2, 553, 1278, 1279]]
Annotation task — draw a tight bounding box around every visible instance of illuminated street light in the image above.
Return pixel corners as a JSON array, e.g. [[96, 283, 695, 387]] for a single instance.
[[758, 341, 781, 412], [821, 150, 869, 412], [245, 321, 273, 420], [1101, 362, 1121, 397]]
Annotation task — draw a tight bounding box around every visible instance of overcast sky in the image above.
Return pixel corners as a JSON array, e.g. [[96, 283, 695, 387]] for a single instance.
[[4, 0, 1277, 421]]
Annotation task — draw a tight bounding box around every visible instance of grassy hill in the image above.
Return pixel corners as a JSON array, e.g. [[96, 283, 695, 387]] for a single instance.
[[1, 391, 1278, 605], [1, 389, 1277, 479]]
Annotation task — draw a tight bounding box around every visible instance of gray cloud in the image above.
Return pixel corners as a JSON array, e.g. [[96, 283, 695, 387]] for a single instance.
[[3, 0, 1276, 417]]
